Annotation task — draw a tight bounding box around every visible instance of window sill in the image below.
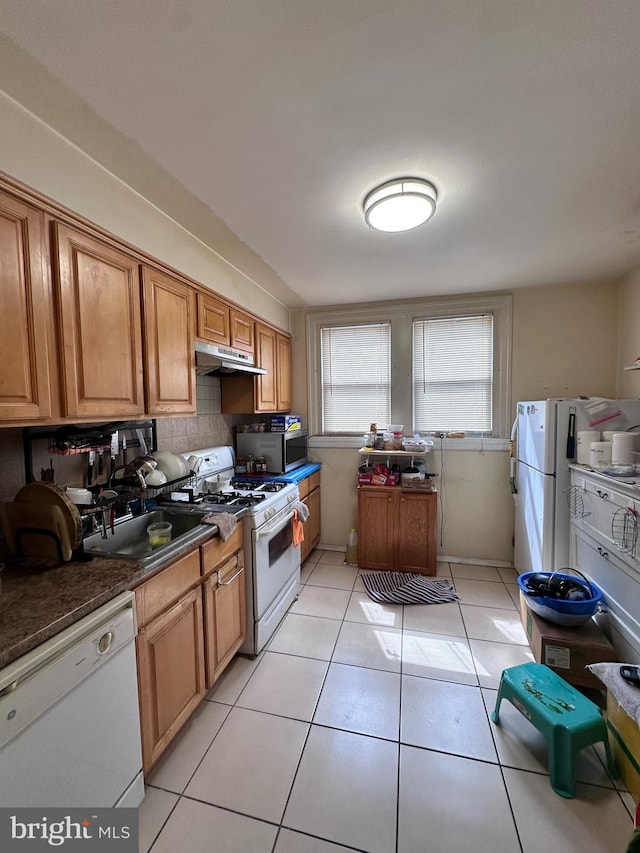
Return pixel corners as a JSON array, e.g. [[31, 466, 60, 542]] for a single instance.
[[309, 436, 510, 452]]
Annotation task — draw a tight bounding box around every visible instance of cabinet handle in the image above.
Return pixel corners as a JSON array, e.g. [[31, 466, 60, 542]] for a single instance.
[[596, 490, 609, 499], [596, 546, 609, 559], [217, 566, 245, 586]]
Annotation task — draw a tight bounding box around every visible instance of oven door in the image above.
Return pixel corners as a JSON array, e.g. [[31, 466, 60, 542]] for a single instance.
[[252, 505, 300, 620]]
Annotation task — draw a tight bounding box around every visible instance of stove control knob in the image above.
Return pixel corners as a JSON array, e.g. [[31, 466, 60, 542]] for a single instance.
[[265, 507, 275, 520]]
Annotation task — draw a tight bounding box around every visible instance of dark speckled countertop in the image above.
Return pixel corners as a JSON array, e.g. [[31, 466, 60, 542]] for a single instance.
[[0, 525, 223, 669]]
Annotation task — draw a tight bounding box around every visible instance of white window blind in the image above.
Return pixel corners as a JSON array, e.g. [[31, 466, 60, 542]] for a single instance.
[[321, 323, 391, 433], [413, 314, 493, 433]]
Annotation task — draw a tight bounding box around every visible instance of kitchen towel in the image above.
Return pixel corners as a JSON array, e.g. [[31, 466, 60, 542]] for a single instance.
[[202, 512, 237, 542], [291, 509, 304, 546], [361, 571, 458, 605], [292, 500, 309, 522]]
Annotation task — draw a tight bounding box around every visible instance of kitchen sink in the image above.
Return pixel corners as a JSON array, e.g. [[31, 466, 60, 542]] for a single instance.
[[83, 507, 211, 569]]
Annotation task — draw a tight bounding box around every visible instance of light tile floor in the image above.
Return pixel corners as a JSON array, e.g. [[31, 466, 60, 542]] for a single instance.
[[140, 550, 634, 853]]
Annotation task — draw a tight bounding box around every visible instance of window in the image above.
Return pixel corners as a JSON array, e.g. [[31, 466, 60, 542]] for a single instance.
[[413, 315, 493, 434], [321, 323, 391, 433], [306, 294, 511, 441]]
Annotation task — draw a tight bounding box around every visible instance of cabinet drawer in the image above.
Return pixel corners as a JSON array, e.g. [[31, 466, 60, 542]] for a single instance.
[[307, 470, 321, 493], [571, 475, 639, 556], [201, 524, 243, 576], [298, 477, 310, 500], [135, 548, 201, 627], [570, 525, 640, 652]]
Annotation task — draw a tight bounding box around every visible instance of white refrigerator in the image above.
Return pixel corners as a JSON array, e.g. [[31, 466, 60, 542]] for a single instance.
[[514, 398, 640, 574]]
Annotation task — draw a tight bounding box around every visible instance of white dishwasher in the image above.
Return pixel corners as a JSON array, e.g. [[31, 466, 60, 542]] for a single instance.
[[0, 590, 144, 808]]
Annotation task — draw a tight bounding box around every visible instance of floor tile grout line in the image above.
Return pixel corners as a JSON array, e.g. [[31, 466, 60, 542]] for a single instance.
[[146, 556, 634, 850]]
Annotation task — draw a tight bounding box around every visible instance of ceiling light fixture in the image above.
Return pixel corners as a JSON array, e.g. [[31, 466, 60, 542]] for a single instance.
[[363, 177, 438, 232]]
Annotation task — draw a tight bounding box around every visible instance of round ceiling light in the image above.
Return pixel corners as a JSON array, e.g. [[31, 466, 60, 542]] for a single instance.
[[363, 178, 437, 232]]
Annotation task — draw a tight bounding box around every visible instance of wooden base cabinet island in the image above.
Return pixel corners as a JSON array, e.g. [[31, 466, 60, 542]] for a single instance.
[[358, 486, 437, 575]]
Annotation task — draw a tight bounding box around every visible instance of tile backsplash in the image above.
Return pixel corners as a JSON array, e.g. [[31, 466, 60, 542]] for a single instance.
[[0, 376, 256, 502]]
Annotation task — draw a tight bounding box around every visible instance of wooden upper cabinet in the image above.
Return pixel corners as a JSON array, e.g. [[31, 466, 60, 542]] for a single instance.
[[254, 323, 277, 412], [0, 193, 52, 423], [197, 292, 230, 345], [230, 308, 254, 353], [197, 291, 254, 355], [276, 333, 292, 412], [52, 223, 145, 419], [142, 267, 196, 416]]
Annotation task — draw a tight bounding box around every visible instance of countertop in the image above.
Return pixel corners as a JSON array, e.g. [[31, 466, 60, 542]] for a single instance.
[[262, 463, 322, 484], [232, 462, 321, 485], [569, 463, 640, 499], [0, 520, 225, 669]]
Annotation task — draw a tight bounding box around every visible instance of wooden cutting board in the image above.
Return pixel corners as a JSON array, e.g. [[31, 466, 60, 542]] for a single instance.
[[0, 502, 74, 561], [14, 482, 83, 551]]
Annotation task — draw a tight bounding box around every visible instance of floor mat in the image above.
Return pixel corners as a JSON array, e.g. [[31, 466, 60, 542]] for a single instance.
[[361, 571, 459, 605]]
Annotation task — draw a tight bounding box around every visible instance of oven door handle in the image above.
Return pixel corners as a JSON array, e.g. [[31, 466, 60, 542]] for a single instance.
[[256, 510, 295, 539]]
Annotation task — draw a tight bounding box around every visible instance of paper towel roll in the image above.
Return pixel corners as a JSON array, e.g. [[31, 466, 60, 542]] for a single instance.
[[577, 431, 600, 464]]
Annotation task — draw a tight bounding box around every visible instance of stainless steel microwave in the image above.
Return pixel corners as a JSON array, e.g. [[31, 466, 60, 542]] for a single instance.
[[236, 431, 308, 474]]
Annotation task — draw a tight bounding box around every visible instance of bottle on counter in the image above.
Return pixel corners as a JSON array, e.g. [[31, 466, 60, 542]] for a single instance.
[[345, 528, 358, 565], [246, 455, 254, 474]]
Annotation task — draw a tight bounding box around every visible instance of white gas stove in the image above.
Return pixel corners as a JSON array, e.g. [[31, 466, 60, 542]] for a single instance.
[[168, 446, 299, 528], [174, 446, 301, 655]]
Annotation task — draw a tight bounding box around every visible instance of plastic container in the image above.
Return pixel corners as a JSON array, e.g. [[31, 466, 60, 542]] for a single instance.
[[147, 521, 172, 549], [612, 432, 637, 465], [345, 528, 358, 565], [589, 440, 612, 470], [517, 571, 603, 627]]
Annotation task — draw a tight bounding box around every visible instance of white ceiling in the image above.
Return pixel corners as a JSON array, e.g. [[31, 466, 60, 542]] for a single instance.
[[2, 0, 640, 308]]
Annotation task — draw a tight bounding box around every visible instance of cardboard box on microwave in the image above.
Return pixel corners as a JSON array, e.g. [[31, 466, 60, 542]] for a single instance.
[[606, 690, 640, 803], [519, 592, 617, 690], [270, 415, 301, 432]]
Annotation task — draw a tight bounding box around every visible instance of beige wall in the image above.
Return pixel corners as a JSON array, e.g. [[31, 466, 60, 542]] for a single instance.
[[617, 266, 640, 398], [511, 280, 619, 401], [295, 280, 622, 561], [0, 91, 289, 331]]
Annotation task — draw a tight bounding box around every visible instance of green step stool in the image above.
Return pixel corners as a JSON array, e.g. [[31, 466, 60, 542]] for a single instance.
[[491, 662, 616, 798]]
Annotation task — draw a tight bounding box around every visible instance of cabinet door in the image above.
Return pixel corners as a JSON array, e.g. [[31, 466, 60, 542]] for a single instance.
[[307, 486, 321, 554], [203, 552, 246, 687], [254, 323, 277, 412], [197, 292, 230, 345], [136, 587, 206, 772], [230, 309, 254, 354], [0, 193, 51, 422], [276, 333, 292, 412], [396, 491, 437, 575], [53, 223, 144, 418], [142, 267, 196, 415], [300, 496, 311, 564], [358, 488, 395, 570]]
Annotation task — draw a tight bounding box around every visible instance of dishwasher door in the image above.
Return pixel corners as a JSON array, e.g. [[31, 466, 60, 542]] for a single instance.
[[0, 591, 143, 808]]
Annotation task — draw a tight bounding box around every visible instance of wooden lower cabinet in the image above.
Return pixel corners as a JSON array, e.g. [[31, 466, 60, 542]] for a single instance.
[[299, 470, 321, 563], [136, 586, 206, 772], [203, 551, 246, 687], [358, 487, 437, 575], [134, 527, 246, 772]]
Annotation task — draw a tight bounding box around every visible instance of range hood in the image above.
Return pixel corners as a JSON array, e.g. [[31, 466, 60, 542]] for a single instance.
[[195, 340, 266, 376]]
